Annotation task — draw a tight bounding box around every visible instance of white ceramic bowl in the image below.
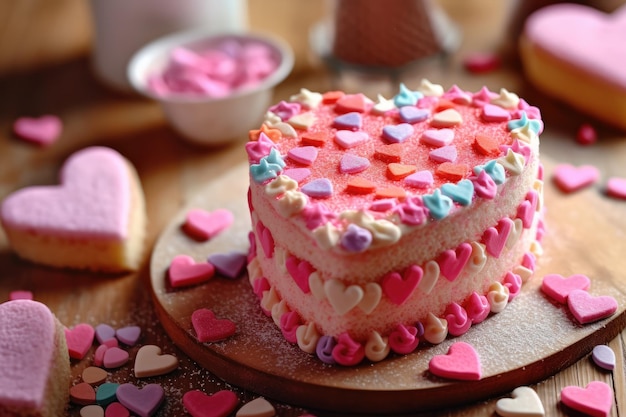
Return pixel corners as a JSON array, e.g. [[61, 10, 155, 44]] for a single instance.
[[128, 30, 294, 146]]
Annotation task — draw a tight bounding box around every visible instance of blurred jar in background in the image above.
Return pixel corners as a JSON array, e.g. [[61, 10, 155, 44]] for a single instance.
[[89, 0, 247, 92]]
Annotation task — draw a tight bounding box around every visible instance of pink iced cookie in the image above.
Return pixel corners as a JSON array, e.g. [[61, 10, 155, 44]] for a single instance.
[[0, 300, 70, 417], [0, 146, 147, 272], [521, 4, 626, 130], [561, 381, 613, 417], [428, 341, 482, 381], [552, 164, 599, 193], [13, 115, 62, 146]]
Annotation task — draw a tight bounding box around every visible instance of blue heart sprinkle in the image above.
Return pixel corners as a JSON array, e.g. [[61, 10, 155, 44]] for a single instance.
[[441, 179, 475, 206], [422, 189, 453, 220]]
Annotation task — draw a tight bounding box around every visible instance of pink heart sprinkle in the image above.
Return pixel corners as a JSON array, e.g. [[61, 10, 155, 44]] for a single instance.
[[405, 170, 434, 188], [13, 115, 62, 146], [334, 130, 369, 149], [607, 177, 626, 200], [561, 381, 613, 417], [207, 251, 248, 279], [282, 168, 311, 183], [287, 146, 319, 166], [183, 208, 233, 241], [567, 289, 618, 324], [285, 255, 315, 293], [429, 145, 457, 163], [168, 254, 215, 288], [481, 104, 511, 122], [438, 242, 472, 281], [482, 217, 514, 258], [182, 390, 238, 417], [541, 273, 590, 304], [382, 265, 422, 305], [421, 128, 454, 147], [93, 344, 108, 367], [116, 383, 165, 417], [429, 341, 482, 381], [339, 153, 370, 174], [553, 164, 599, 193], [191, 309, 236, 342], [103, 346, 130, 369], [8, 290, 33, 300], [65, 323, 95, 360]]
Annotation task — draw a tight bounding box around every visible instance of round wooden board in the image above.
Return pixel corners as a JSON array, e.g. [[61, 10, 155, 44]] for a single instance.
[[150, 159, 626, 415]]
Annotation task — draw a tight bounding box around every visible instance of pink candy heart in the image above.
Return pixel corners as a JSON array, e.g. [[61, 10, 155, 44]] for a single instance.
[[339, 153, 370, 174], [437, 242, 472, 282], [285, 255, 315, 293], [561, 381, 613, 417], [421, 128, 454, 147], [13, 115, 62, 146], [567, 289, 618, 324], [287, 146, 318, 166], [481, 104, 511, 122], [429, 145, 458, 163], [429, 341, 482, 381], [65, 323, 95, 360], [607, 177, 626, 200], [541, 273, 590, 304], [183, 208, 233, 241], [103, 346, 130, 369], [553, 164, 599, 193], [191, 309, 236, 342], [182, 390, 238, 417], [482, 217, 514, 258], [381, 265, 422, 305], [334, 130, 369, 149], [168, 255, 215, 288]]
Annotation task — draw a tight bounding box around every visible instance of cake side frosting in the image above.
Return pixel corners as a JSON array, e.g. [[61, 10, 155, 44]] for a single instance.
[[246, 81, 544, 365]]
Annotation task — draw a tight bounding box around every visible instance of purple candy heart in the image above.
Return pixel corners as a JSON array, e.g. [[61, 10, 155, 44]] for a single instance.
[[339, 153, 370, 174], [116, 383, 165, 417], [429, 145, 458, 163], [482, 104, 511, 122], [208, 251, 248, 279], [382, 123, 414, 143], [95, 323, 116, 344], [399, 106, 430, 123], [592, 345, 615, 370], [333, 112, 362, 130], [301, 178, 333, 198], [340, 224, 372, 253], [116, 326, 141, 346]]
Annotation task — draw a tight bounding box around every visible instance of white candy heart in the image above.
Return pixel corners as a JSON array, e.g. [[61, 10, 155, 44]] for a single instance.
[[496, 386, 545, 417]]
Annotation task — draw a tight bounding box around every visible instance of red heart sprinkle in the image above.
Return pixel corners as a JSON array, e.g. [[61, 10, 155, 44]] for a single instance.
[[183, 390, 238, 417], [191, 309, 236, 342]]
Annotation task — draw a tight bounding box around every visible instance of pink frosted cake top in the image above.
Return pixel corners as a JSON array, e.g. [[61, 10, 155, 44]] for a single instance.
[[247, 81, 542, 253]]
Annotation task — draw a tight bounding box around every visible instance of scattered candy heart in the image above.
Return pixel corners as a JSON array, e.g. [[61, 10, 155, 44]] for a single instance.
[[104, 402, 130, 417], [592, 345, 615, 371], [561, 381, 613, 417], [103, 347, 130, 369], [8, 290, 33, 300], [541, 273, 590, 304], [567, 289, 618, 324], [13, 115, 62, 146], [96, 383, 120, 407], [428, 341, 482, 380], [82, 366, 108, 385], [429, 145, 458, 163], [169, 254, 215, 287], [300, 178, 333, 198], [80, 404, 104, 417], [182, 390, 238, 417], [116, 325, 141, 346], [191, 308, 237, 342], [288, 146, 319, 166], [95, 324, 117, 344], [183, 208, 234, 241], [134, 345, 178, 378], [339, 153, 370, 174], [576, 123, 597, 145], [552, 164, 599, 193], [236, 397, 276, 417], [463, 52, 501, 74], [65, 323, 95, 360], [116, 383, 165, 417], [405, 170, 434, 188], [70, 382, 97, 405], [207, 251, 248, 279], [495, 386, 545, 417], [606, 177, 626, 200]]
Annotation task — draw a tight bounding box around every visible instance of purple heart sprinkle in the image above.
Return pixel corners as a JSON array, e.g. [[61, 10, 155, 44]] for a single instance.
[[301, 178, 333, 198], [399, 106, 430, 123], [208, 251, 248, 279], [333, 112, 362, 130], [382, 123, 414, 143], [95, 323, 116, 344], [340, 224, 373, 253], [116, 326, 141, 346]]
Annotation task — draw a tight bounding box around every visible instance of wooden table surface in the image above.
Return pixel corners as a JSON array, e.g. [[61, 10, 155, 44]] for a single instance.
[[1, 1, 625, 416]]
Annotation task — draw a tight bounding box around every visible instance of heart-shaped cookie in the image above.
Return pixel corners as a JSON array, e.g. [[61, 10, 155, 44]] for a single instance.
[[429, 341, 482, 381], [0, 300, 70, 415], [134, 345, 178, 378], [496, 386, 545, 417], [182, 390, 238, 417]]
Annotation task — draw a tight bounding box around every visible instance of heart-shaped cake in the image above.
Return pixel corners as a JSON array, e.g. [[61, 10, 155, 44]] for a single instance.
[[520, 3, 626, 130], [0, 300, 70, 417], [0, 146, 146, 272]]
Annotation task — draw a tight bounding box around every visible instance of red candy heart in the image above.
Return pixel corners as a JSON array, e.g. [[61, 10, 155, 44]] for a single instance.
[[168, 255, 215, 288], [13, 115, 62, 146], [65, 323, 95, 360], [541, 273, 590, 304], [381, 264, 422, 305], [561, 381, 613, 417], [183, 390, 238, 417], [429, 341, 482, 381], [191, 309, 236, 342], [567, 289, 618, 324]]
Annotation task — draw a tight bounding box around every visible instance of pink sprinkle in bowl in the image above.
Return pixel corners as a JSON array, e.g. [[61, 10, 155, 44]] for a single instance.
[[128, 30, 294, 146]]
